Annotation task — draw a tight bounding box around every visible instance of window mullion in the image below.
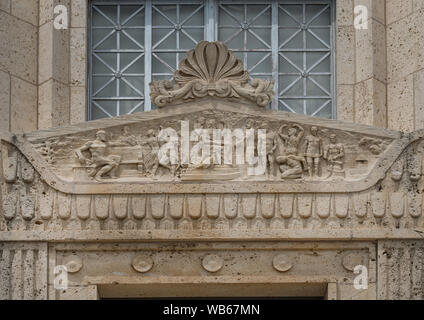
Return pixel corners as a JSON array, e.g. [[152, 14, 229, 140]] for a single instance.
[[330, 0, 336, 119], [271, 0, 278, 110], [116, 5, 121, 116], [144, 0, 152, 111], [205, 0, 216, 41]]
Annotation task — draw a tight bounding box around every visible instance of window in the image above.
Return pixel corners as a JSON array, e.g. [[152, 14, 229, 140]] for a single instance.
[[89, 0, 335, 120]]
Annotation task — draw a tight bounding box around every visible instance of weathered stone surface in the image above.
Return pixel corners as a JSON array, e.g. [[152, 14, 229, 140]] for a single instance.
[[71, 0, 87, 28], [38, 79, 70, 129], [1, 24, 424, 300], [10, 77, 37, 132], [387, 0, 413, 25], [0, 243, 48, 300], [378, 240, 424, 300], [70, 28, 86, 87], [11, 0, 38, 26], [0, 11, 37, 84], [388, 75, 414, 132], [336, 26, 355, 85], [0, 70, 10, 132]]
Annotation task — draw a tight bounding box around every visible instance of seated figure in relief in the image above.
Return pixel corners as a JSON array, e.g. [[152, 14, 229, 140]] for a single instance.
[[75, 130, 121, 181]]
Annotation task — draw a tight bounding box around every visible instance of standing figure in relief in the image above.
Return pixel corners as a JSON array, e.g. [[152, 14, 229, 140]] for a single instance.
[[303, 126, 323, 178], [141, 128, 180, 178], [323, 134, 345, 178], [75, 130, 121, 181], [190, 117, 214, 170], [140, 129, 160, 177], [259, 122, 278, 178], [276, 124, 306, 179]]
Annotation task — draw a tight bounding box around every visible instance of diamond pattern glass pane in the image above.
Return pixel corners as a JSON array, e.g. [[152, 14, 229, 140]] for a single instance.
[[90, 3, 145, 120], [278, 1, 333, 117], [218, 1, 272, 78], [151, 2, 205, 82]]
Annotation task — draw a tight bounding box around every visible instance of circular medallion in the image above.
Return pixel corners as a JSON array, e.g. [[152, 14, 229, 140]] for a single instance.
[[342, 253, 364, 272], [63, 255, 83, 273], [272, 254, 292, 272], [202, 254, 224, 273], [132, 255, 154, 273]]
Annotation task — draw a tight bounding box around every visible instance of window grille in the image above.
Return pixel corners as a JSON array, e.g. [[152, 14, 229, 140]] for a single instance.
[[89, 0, 335, 119]]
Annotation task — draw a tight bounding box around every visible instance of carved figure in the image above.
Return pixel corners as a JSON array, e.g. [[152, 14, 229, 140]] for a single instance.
[[259, 122, 278, 178], [359, 137, 387, 155], [140, 129, 179, 178], [276, 124, 306, 179], [303, 126, 323, 178], [140, 129, 161, 177], [324, 134, 345, 178], [75, 130, 121, 181], [119, 126, 138, 146]]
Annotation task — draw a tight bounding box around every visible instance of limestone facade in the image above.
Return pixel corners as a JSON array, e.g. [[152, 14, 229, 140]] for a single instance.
[[0, 1, 424, 300]]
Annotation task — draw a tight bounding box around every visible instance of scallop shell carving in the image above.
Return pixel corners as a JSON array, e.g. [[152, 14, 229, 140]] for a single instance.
[[149, 41, 274, 108], [174, 41, 249, 85]]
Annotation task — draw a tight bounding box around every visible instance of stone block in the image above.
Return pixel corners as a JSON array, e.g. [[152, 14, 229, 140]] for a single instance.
[[10, 77, 37, 132], [336, 0, 353, 27], [336, 26, 355, 85], [387, 0, 413, 25], [38, 79, 70, 129], [387, 13, 419, 83], [0, 70, 10, 131], [0, 11, 37, 84], [71, 0, 87, 28], [354, 78, 386, 127], [70, 27, 86, 87], [70, 86, 86, 124], [355, 19, 386, 83], [11, 0, 38, 25], [39, 22, 70, 85], [414, 69, 424, 130], [0, 0, 10, 12], [388, 75, 414, 132]]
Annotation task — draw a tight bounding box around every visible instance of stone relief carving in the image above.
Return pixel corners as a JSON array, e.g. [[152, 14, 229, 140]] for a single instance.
[[75, 130, 121, 181], [149, 41, 274, 108], [23, 40, 392, 184], [276, 124, 306, 179], [324, 134, 345, 179], [1, 136, 424, 234], [359, 137, 389, 155], [56, 112, 391, 183], [303, 126, 323, 178], [263, 121, 278, 179], [118, 126, 138, 146]]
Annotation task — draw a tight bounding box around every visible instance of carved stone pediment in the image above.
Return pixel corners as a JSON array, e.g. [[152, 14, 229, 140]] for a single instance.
[[0, 42, 423, 241], [3, 101, 399, 193]]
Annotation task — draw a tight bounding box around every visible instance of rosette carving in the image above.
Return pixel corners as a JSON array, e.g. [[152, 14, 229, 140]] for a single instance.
[[149, 41, 274, 108]]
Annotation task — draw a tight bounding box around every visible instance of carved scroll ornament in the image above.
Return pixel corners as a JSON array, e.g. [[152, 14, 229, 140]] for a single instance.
[[149, 41, 274, 108]]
